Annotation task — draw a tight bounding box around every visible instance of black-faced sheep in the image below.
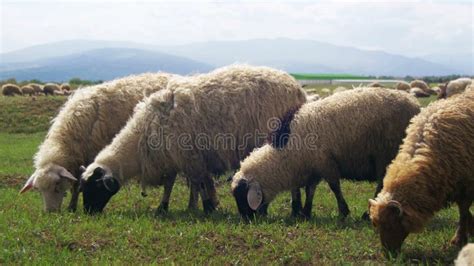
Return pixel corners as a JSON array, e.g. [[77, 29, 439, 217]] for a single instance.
[[439, 78, 472, 99], [231, 87, 420, 220], [2, 84, 22, 96], [369, 90, 474, 254], [43, 83, 60, 96], [20, 73, 173, 212], [81, 65, 307, 214]]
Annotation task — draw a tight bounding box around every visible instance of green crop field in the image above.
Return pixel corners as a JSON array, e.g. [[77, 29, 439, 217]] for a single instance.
[[0, 93, 469, 264]]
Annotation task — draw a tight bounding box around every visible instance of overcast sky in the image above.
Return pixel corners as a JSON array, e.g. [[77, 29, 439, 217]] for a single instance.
[[1, 0, 472, 56]]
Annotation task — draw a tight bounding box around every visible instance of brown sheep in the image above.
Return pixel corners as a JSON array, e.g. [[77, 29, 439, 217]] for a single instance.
[[43, 83, 60, 96], [28, 83, 43, 95], [439, 78, 472, 99], [368, 82, 383, 88], [60, 83, 71, 91], [395, 81, 411, 92], [410, 80, 430, 92], [369, 90, 474, 254], [410, 87, 430, 98], [21, 85, 35, 96], [1, 84, 22, 96]]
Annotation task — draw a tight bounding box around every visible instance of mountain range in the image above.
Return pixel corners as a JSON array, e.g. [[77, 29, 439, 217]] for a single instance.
[[0, 39, 471, 82]]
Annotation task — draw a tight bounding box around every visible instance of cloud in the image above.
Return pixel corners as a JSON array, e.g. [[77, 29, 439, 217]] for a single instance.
[[0, 1, 472, 57]]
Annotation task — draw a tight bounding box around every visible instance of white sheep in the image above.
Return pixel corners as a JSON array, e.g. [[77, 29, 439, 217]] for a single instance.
[[231, 87, 420, 219], [20, 72, 174, 212], [81, 64, 307, 214], [439, 78, 472, 99]]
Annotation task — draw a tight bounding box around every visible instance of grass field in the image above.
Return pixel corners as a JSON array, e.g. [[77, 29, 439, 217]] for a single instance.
[[0, 92, 469, 264]]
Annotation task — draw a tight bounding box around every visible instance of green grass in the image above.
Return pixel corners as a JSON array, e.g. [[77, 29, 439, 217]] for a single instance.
[[0, 95, 66, 133], [0, 93, 468, 264]]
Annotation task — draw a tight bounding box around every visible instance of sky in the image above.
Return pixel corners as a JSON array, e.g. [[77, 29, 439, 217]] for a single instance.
[[0, 0, 472, 57]]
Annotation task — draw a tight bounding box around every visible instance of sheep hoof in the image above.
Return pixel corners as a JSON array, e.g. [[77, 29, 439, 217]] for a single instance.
[[155, 202, 169, 215], [203, 199, 216, 214]]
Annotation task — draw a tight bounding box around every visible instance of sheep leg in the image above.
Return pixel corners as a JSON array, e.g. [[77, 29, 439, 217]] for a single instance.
[[323, 167, 350, 218], [291, 189, 303, 217], [302, 182, 318, 219], [451, 199, 472, 247], [155, 174, 176, 215], [197, 177, 217, 214], [67, 180, 80, 212], [187, 182, 199, 210]]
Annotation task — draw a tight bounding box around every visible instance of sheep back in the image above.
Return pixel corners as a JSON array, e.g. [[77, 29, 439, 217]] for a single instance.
[[2, 84, 22, 96]]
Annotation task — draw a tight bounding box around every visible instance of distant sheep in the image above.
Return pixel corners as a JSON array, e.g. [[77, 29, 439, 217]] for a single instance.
[[60, 83, 71, 91], [81, 65, 307, 214], [368, 82, 383, 88], [369, 90, 474, 253], [333, 86, 348, 94], [307, 94, 320, 102], [43, 83, 60, 96], [410, 87, 430, 98], [21, 85, 35, 96], [455, 244, 474, 266], [439, 78, 472, 99], [231, 88, 420, 219], [28, 83, 43, 95], [395, 81, 411, 92], [410, 80, 429, 92], [20, 73, 173, 212], [2, 84, 22, 96]]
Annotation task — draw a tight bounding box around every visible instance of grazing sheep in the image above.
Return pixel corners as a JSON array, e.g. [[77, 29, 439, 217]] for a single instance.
[[410, 80, 430, 92], [368, 82, 383, 88], [20, 72, 173, 212], [456, 244, 474, 266], [28, 83, 43, 95], [410, 87, 430, 98], [431, 86, 441, 95], [369, 90, 474, 253], [333, 86, 348, 94], [2, 84, 22, 96], [43, 83, 60, 96], [395, 81, 411, 92], [81, 65, 307, 214], [21, 85, 35, 96], [307, 94, 320, 102], [60, 83, 71, 91], [439, 78, 472, 99], [231, 87, 420, 219]]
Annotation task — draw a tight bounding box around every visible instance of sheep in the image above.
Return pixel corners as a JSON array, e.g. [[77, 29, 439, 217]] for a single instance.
[[60, 83, 71, 91], [456, 244, 474, 266], [43, 83, 60, 96], [231, 87, 420, 219], [369, 90, 474, 254], [410, 87, 430, 98], [307, 94, 320, 102], [333, 86, 348, 94], [2, 84, 22, 96], [394, 81, 411, 92], [81, 64, 307, 215], [410, 80, 430, 91], [20, 72, 174, 212], [368, 82, 383, 88], [439, 78, 472, 99], [21, 85, 35, 96], [28, 83, 43, 95]]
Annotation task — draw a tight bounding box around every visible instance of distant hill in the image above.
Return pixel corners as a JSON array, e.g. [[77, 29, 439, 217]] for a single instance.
[[0, 48, 213, 81], [0, 38, 471, 81]]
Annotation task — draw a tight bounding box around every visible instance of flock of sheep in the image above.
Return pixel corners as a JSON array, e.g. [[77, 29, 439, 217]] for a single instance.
[[1, 82, 72, 96], [13, 64, 473, 261]]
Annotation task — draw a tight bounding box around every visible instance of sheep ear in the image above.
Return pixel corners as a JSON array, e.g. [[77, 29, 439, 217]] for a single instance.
[[247, 182, 263, 211], [79, 165, 86, 173], [20, 175, 36, 194], [59, 168, 77, 183], [387, 200, 403, 217], [368, 199, 377, 207]]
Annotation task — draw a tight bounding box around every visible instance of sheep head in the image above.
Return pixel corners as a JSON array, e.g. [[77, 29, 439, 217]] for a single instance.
[[231, 177, 267, 220], [81, 165, 120, 214], [20, 164, 77, 212], [369, 198, 409, 254]]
